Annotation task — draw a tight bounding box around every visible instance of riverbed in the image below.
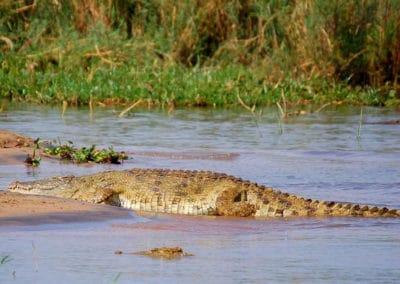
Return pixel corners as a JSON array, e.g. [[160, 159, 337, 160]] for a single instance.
[[1, 104, 399, 283]]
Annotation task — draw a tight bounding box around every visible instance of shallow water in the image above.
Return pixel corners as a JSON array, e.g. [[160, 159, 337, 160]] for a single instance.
[[1, 104, 400, 283]]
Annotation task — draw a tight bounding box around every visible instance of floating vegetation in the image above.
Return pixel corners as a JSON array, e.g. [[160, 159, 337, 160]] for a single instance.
[[43, 140, 127, 164]]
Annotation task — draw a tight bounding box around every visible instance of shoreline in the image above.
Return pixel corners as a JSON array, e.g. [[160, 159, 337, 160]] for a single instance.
[[0, 191, 132, 227]]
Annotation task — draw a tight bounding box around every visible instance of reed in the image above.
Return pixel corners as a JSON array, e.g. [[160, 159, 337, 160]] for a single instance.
[[357, 107, 363, 140], [0, 255, 12, 266], [237, 92, 263, 137]]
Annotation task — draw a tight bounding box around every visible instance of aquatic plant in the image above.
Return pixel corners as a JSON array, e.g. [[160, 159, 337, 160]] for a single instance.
[[110, 272, 122, 284], [357, 107, 364, 140], [0, 255, 12, 266], [24, 152, 41, 167], [24, 138, 41, 167], [0, 255, 16, 280], [44, 140, 75, 160], [43, 140, 127, 164]]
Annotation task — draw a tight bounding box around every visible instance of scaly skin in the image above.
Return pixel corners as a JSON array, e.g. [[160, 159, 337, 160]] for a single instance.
[[7, 168, 400, 218]]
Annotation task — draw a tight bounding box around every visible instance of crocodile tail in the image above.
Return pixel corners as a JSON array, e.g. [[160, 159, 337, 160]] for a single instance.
[[314, 201, 400, 217]]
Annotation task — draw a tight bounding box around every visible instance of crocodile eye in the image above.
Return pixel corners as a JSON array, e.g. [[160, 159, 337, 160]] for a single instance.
[[233, 191, 247, 202]]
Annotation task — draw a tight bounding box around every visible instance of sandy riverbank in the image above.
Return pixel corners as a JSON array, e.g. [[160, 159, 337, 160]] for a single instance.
[[0, 191, 131, 226], [0, 129, 132, 226]]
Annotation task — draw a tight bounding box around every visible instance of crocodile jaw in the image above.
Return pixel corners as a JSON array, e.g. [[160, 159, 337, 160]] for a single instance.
[[8, 176, 75, 198]]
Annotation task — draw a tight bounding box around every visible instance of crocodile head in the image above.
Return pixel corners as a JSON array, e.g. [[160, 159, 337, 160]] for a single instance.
[[8, 176, 75, 195], [8, 175, 115, 204]]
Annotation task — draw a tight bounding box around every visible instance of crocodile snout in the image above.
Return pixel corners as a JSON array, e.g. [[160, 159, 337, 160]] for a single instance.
[[8, 182, 32, 192]]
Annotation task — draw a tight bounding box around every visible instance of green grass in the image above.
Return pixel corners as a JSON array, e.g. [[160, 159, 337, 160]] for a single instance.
[[1, 0, 399, 107]]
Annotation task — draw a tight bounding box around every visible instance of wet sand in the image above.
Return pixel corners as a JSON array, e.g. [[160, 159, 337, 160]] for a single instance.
[[0, 129, 132, 226], [0, 191, 131, 226]]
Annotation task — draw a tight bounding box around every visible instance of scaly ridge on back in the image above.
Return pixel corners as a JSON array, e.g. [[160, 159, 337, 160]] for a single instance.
[[7, 168, 400, 218]]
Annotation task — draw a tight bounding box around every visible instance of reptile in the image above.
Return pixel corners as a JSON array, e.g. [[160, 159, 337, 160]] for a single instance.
[[7, 168, 400, 218]]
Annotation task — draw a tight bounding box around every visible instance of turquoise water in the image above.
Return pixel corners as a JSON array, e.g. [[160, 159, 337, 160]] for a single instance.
[[1, 104, 400, 283]]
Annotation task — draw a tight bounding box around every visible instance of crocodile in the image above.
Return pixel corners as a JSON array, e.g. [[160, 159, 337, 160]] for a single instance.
[[7, 168, 400, 218]]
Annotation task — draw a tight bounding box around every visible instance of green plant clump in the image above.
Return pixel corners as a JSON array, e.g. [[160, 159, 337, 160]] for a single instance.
[[44, 141, 127, 164]]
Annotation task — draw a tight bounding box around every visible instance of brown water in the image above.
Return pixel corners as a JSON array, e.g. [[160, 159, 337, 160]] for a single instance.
[[1, 104, 400, 283]]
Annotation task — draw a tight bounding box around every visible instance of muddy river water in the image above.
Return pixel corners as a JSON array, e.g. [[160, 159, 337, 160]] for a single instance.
[[1, 104, 400, 283]]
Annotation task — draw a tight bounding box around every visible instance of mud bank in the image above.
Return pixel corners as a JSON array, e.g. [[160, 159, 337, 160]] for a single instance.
[[0, 191, 131, 226]]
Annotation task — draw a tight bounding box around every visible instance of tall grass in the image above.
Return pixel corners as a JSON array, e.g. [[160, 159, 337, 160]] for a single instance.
[[1, 0, 399, 107]]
